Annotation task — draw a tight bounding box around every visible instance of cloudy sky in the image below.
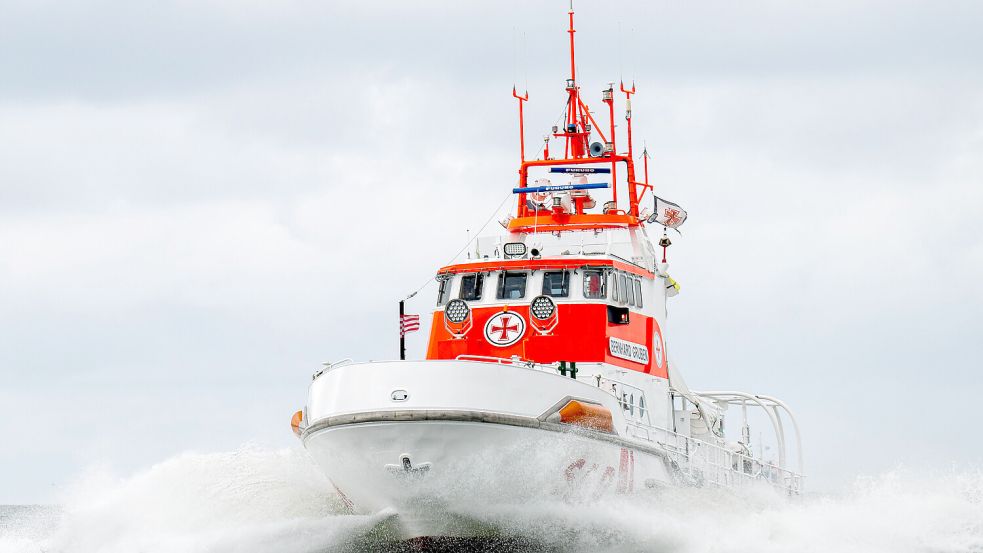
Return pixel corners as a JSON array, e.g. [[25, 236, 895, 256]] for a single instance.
[[1, 0, 982, 503]]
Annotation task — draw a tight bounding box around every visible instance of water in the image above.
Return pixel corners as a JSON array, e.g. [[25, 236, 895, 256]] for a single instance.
[[1, 446, 981, 553]]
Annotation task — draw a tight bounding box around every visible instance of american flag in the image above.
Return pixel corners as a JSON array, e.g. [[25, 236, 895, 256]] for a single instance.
[[400, 314, 420, 336]]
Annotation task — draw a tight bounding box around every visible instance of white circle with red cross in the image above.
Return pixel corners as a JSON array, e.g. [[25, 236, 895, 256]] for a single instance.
[[483, 311, 526, 347], [653, 330, 665, 368]]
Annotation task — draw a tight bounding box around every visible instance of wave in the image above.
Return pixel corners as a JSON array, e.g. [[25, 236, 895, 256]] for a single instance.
[[1, 446, 980, 553]]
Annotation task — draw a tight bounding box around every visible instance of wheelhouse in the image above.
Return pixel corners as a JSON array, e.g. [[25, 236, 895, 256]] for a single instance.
[[425, 254, 668, 378]]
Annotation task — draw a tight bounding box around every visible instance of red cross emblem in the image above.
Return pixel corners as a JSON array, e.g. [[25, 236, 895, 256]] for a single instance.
[[653, 331, 664, 367], [663, 208, 682, 227], [483, 311, 526, 347], [491, 316, 518, 340]]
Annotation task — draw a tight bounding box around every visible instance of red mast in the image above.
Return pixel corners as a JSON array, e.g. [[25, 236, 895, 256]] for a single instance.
[[561, 5, 588, 160], [511, 4, 648, 229], [512, 87, 528, 163], [621, 81, 636, 160]]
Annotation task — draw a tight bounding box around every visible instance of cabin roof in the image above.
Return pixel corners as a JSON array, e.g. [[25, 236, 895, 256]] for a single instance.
[[437, 256, 654, 279]]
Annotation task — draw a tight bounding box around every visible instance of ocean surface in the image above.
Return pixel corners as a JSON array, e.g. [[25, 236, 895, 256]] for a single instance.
[[1, 447, 981, 553]]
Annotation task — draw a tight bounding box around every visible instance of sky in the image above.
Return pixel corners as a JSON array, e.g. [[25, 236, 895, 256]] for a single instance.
[[1, 0, 982, 503]]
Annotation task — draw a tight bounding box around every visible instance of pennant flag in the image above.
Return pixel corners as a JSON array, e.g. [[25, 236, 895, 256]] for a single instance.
[[400, 314, 421, 336], [648, 196, 688, 229], [666, 276, 681, 298]]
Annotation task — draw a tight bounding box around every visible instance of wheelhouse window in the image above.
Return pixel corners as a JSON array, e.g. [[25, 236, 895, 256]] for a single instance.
[[436, 276, 452, 305], [497, 271, 527, 300], [633, 279, 643, 308], [542, 271, 570, 297], [619, 273, 629, 305], [610, 272, 619, 302], [459, 273, 484, 301], [583, 269, 606, 299], [626, 275, 636, 306]]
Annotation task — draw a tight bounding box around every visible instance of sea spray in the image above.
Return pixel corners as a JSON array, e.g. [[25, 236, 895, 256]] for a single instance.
[[2, 447, 981, 553]]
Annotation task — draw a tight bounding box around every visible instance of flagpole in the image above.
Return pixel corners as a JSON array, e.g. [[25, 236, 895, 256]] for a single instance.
[[399, 299, 406, 360]]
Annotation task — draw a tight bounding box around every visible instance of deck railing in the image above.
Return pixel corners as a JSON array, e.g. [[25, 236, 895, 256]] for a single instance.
[[624, 419, 803, 494], [600, 375, 805, 495], [437, 356, 805, 494]]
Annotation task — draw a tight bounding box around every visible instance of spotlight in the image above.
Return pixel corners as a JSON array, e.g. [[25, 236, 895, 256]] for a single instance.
[[530, 295, 556, 320], [444, 299, 470, 323], [503, 242, 527, 258]]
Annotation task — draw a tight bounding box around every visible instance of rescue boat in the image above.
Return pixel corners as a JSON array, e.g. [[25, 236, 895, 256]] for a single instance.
[[292, 6, 804, 539]]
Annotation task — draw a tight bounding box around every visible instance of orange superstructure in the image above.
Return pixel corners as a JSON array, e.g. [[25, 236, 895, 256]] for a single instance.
[[506, 7, 650, 225], [423, 6, 674, 381]]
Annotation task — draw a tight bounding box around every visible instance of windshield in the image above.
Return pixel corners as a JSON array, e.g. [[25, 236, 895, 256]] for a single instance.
[[497, 272, 527, 300]]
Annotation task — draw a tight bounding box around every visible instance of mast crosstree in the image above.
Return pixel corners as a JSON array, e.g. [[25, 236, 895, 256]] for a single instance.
[[511, 4, 650, 232]]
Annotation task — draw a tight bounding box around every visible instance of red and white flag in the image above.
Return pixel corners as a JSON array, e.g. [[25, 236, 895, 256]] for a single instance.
[[400, 314, 420, 336], [648, 196, 688, 229]]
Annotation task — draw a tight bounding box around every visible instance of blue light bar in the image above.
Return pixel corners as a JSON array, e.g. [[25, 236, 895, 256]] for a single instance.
[[512, 183, 609, 194], [549, 167, 611, 174]]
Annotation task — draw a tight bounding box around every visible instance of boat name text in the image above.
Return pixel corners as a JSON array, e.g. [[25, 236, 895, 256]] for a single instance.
[[608, 337, 649, 365]]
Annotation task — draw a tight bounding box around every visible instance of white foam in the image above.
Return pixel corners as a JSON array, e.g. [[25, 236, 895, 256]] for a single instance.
[[3, 447, 981, 553]]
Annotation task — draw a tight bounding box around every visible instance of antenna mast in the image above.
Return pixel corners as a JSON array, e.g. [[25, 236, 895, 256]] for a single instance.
[[513, 87, 529, 162], [510, 3, 646, 225]]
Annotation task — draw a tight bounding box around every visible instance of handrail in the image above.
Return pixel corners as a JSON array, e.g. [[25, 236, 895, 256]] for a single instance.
[[625, 419, 803, 493], [454, 354, 520, 365], [694, 390, 789, 470], [698, 391, 805, 480], [454, 354, 557, 372], [755, 394, 805, 478], [630, 420, 795, 478], [313, 358, 354, 380], [600, 378, 801, 493]]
